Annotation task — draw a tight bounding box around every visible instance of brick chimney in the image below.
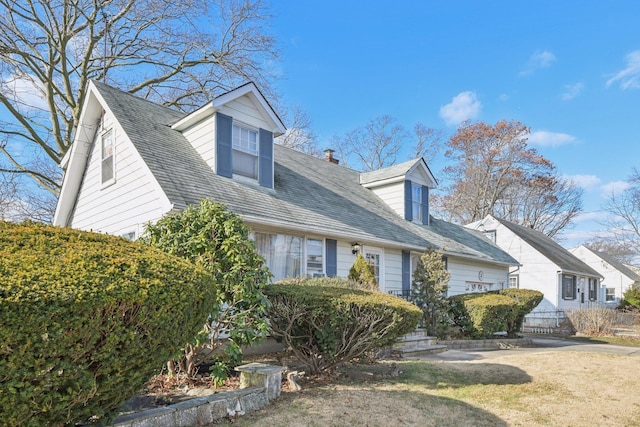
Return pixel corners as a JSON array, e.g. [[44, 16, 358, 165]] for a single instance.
[[324, 149, 339, 164]]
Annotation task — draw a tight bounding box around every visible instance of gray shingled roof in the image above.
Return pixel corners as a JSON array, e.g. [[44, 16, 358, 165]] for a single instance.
[[93, 81, 517, 266], [588, 248, 640, 281], [494, 217, 602, 277]]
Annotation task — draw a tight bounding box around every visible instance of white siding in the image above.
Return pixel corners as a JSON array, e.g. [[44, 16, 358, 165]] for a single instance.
[[70, 111, 170, 238], [369, 181, 404, 218], [181, 114, 215, 170], [494, 223, 560, 310], [336, 240, 357, 278], [446, 257, 509, 297], [384, 248, 403, 293], [219, 95, 271, 130], [571, 246, 633, 304]]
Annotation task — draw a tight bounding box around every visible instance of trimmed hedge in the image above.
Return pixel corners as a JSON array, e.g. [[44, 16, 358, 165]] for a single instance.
[[495, 288, 543, 336], [621, 287, 640, 310], [448, 293, 518, 338], [0, 222, 216, 426], [266, 280, 421, 374]]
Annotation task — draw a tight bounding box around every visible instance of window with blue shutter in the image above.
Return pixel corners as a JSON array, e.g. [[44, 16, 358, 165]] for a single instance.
[[404, 180, 412, 221], [402, 250, 411, 298], [258, 128, 273, 188], [216, 113, 233, 178], [421, 185, 429, 225], [325, 239, 337, 277]]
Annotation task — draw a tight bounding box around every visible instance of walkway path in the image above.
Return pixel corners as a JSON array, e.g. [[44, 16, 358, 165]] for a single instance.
[[420, 336, 640, 362]]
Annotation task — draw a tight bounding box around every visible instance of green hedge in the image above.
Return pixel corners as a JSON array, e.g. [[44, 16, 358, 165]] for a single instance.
[[0, 222, 216, 426], [495, 288, 543, 336], [621, 287, 640, 310], [448, 293, 518, 338], [267, 280, 421, 374]]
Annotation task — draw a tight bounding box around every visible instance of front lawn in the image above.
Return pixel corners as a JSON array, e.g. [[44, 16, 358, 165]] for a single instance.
[[232, 351, 640, 426]]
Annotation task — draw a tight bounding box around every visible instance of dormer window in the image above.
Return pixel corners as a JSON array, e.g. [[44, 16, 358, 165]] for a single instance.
[[232, 123, 259, 179], [412, 183, 423, 220]]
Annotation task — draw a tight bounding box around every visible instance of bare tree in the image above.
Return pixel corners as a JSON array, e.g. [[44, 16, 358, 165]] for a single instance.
[[332, 115, 444, 171], [0, 171, 19, 220], [275, 106, 320, 156], [596, 169, 640, 259], [440, 120, 583, 236], [0, 0, 278, 195]]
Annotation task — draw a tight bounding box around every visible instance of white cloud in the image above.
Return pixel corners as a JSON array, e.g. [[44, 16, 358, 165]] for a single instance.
[[600, 180, 631, 197], [572, 211, 608, 224], [606, 50, 640, 90], [520, 50, 557, 76], [561, 82, 584, 100], [498, 93, 509, 102], [528, 130, 577, 147], [1, 73, 48, 111], [564, 174, 601, 190], [439, 91, 482, 127]]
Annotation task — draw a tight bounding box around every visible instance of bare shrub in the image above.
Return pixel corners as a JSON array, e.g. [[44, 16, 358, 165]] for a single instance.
[[566, 307, 619, 336]]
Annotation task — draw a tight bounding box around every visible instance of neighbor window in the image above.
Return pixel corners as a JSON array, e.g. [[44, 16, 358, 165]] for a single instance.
[[232, 123, 258, 179], [606, 288, 616, 302], [509, 275, 519, 289], [254, 232, 302, 282], [588, 278, 598, 301], [411, 183, 422, 221], [306, 239, 324, 277], [562, 274, 576, 300], [101, 129, 114, 184]]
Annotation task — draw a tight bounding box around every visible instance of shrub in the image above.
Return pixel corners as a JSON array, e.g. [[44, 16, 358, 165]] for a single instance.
[[409, 249, 451, 337], [566, 307, 620, 335], [0, 221, 215, 426], [448, 293, 517, 338], [266, 280, 422, 374], [494, 289, 543, 337], [142, 200, 271, 382], [620, 287, 640, 310], [348, 253, 378, 291]]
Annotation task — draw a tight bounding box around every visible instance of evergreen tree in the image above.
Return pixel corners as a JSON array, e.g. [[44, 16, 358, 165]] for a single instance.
[[410, 249, 451, 337]]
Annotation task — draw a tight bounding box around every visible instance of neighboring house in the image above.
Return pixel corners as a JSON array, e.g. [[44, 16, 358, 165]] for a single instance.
[[570, 245, 640, 305], [466, 215, 603, 327], [54, 81, 518, 297]]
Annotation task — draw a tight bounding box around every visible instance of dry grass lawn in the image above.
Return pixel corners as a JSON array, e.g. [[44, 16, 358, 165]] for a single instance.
[[231, 351, 640, 427]]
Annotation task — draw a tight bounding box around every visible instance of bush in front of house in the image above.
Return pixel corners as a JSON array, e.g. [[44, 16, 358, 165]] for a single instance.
[[448, 293, 518, 338], [566, 307, 620, 335], [409, 248, 451, 338], [266, 279, 422, 374], [348, 253, 378, 291], [493, 289, 544, 337], [620, 287, 640, 311], [142, 199, 271, 383], [0, 221, 215, 427]]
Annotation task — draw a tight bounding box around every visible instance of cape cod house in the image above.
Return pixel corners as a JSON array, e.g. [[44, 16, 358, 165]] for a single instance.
[[54, 81, 518, 296], [570, 245, 640, 305], [466, 215, 603, 327]]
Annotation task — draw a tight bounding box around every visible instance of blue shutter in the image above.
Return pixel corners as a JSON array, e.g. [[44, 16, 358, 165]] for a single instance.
[[421, 185, 429, 225], [404, 180, 412, 221], [326, 239, 337, 277], [258, 128, 273, 188], [402, 250, 411, 296], [216, 113, 232, 178]]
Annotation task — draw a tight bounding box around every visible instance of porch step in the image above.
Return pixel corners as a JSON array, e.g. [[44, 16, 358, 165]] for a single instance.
[[393, 329, 447, 358]]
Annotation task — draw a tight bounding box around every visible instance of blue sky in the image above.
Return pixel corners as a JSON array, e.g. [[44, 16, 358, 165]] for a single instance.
[[269, 1, 640, 248]]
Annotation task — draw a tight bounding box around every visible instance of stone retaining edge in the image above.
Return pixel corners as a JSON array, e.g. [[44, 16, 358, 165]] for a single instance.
[[437, 337, 532, 350]]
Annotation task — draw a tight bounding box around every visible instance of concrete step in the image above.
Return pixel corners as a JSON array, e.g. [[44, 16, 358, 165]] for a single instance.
[[396, 344, 448, 358], [394, 334, 436, 349]]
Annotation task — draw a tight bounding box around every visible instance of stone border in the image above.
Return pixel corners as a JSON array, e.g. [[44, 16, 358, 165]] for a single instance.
[[108, 364, 285, 427], [436, 337, 532, 350]]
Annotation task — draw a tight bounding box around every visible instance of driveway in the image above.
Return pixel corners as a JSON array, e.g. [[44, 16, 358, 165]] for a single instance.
[[421, 335, 640, 361]]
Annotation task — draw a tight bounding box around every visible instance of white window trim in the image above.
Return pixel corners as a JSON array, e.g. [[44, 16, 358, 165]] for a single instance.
[[363, 246, 384, 288], [101, 129, 116, 187], [411, 183, 422, 223], [232, 122, 259, 180], [305, 237, 325, 277]]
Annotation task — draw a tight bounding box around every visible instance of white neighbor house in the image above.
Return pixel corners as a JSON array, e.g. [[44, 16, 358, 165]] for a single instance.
[[466, 215, 603, 327], [570, 245, 640, 305], [54, 81, 518, 296]]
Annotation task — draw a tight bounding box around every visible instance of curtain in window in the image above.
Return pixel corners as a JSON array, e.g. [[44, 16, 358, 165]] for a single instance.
[[255, 233, 302, 282]]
